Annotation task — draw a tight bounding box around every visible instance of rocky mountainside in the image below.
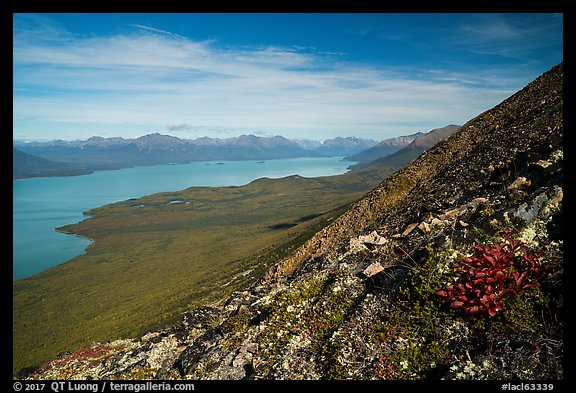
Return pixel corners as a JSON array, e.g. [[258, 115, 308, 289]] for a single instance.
[[23, 63, 563, 380]]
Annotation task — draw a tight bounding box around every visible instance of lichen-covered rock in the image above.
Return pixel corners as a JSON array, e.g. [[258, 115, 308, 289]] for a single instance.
[[362, 262, 385, 278]]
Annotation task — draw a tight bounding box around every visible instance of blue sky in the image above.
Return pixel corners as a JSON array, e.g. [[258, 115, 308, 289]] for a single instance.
[[13, 13, 563, 142]]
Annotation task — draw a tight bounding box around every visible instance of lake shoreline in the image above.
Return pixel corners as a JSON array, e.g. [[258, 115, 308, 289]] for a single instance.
[[54, 228, 95, 244], [14, 156, 354, 280]]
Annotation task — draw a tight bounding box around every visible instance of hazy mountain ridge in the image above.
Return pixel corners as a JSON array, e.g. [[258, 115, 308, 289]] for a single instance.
[[311, 136, 378, 156], [345, 131, 425, 163], [353, 124, 461, 172], [13, 148, 92, 179], [13, 133, 377, 179], [23, 64, 563, 380]]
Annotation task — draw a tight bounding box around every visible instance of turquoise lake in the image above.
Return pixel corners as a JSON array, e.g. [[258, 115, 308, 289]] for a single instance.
[[13, 156, 352, 280]]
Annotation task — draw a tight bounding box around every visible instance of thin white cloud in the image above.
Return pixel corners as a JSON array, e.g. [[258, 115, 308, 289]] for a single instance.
[[12, 17, 558, 141], [455, 14, 563, 60], [459, 18, 521, 40], [129, 24, 187, 39]]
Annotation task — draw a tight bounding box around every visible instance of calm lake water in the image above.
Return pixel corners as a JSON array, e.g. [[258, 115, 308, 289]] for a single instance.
[[13, 157, 352, 280]]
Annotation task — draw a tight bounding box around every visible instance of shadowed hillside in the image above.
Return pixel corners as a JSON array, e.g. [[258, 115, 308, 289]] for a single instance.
[[351, 124, 461, 173], [13, 148, 92, 179]]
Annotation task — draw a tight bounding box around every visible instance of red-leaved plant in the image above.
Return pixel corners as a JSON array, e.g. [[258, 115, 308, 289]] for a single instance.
[[437, 230, 545, 317]]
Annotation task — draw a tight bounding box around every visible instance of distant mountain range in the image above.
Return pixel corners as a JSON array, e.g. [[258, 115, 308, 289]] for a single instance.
[[302, 136, 377, 156], [13, 129, 458, 180], [15, 134, 311, 164], [13, 134, 308, 179], [13, 134, 375, 179]]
